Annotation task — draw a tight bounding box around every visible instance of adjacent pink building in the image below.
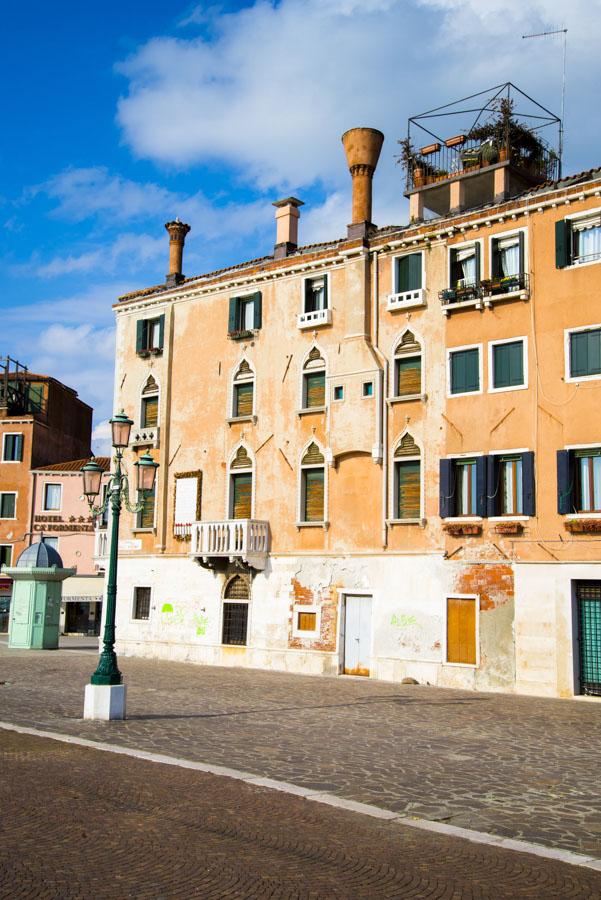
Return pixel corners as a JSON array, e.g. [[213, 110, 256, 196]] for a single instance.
[[30, 457, 111, 634]]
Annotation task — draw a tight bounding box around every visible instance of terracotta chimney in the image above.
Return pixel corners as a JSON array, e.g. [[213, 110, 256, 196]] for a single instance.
[[164, 218, 191, 286], [272, 197, 304, 259], [341, 127, 384, 239]]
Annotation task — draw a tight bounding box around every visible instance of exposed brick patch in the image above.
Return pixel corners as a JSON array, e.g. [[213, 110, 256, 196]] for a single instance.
[[454, 564, 514, 612], [288, 579, 339, 652]]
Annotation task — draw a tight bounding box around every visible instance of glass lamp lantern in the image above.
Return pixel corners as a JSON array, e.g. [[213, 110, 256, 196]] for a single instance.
[[81, 457, 104, 501], [134, 451, 159, 493], [110, 410, 134, 449]]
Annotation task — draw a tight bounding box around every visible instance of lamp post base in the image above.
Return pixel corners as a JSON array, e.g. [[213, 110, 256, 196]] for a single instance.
[[83, 683, 127, 720]]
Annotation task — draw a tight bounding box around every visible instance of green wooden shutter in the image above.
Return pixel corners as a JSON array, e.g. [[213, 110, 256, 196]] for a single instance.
[[304, 469, 324, 522], [486, 454, 500, 517], [522, 451, 535, 516], [15, 434, 23, 461], [232, 473, 252, 519], [157, 314, 165, 349], [136, 320, 147, 353], [305, 372, 325, 408], [474, 242, 481, 282], [493, 341, 523, 388], [557, 450, 574, 514], [439, 459, 454, 518], [476, 456, 487, 518], [228, 298, 238, 334], [570, 329, 601, 378], [555, 219, 572, 268], [253, 291, 262, 330], [396, 460, 420, 519], [451, 349, 479, 394], [138, 488, 155, 528], [518, 231, 525, 275], [396, 357, 421, 395], [396, 254, 422, 292], [235, 383, 253, 417], [491, 238, 501, 279]]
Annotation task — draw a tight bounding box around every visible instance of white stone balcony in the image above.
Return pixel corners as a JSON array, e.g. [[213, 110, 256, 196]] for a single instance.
[[130, 422, 160, 449], [190, 520, 270, 570], [387, 288, 425, 311], [297, 308, 332, 329]]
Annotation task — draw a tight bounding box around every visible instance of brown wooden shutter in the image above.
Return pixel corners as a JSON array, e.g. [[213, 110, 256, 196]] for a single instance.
[[396, 460, 420, 519], [232, 473, 252, 519], [304, 469, 324, 521], [142, 396, 159, 427], [139, 488, 156, 528], [306, 372, 325, 408], [298, 611, 317, 631], [235, 382, 253, 416], [446, 597, 476, 664], [396, 357, 421, 395]]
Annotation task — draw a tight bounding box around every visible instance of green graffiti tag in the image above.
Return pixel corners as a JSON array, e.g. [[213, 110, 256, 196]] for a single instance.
[[192, 613, 209, 636], [390, 613, 418, 628]]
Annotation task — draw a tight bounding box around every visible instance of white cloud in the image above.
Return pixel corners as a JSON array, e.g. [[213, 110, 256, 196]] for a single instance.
[[31, 233, 165, 279], [91, 419, 113, 456], [115, 0, 601, 192]]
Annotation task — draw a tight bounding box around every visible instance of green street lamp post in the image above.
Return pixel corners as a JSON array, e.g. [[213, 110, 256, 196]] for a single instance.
[[81, 411, 158, 720]]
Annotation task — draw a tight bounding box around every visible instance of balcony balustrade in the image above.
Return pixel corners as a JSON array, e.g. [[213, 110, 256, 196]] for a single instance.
[[93, 529, 109, 567], [190, 519, 270, 570], [130, 422, 160, 449], [297, 308, 332, 329]]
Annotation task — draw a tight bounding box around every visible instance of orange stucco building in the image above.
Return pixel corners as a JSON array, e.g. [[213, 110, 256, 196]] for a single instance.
[[109, 110, 601, 698]]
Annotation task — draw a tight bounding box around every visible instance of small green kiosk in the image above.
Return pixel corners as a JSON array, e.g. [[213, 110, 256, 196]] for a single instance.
[[2, 540, 76, 650]]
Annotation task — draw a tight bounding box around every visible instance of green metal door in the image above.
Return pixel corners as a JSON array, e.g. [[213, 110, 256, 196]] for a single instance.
[[577, 581, 601, 696]]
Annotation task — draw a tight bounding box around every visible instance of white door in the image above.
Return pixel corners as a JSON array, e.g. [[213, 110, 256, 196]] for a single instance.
[[343, 594, 372, 676]]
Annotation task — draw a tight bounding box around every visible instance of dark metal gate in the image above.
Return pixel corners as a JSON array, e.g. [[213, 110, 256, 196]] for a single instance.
[[577, 581, 601, 697]]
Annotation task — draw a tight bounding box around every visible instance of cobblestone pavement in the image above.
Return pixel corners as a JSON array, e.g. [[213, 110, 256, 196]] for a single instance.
[[1, 643, 601, 856], [2, 729, 601, 899]]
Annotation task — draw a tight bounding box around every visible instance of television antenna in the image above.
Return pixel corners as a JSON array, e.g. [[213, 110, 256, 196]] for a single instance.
[[522, 27, 567, 177]]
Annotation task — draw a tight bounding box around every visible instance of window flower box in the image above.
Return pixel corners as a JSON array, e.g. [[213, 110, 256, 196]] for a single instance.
[[228, 329, 255, 341], [565, 519, 601, 534], [443, 522, 482, 536], [495, 521, 523, 535], [138, 349, 151, 359]]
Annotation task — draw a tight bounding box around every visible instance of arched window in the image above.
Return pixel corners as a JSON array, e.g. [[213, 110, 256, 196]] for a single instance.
[[222, 575, 250, 646], [231, 359, 254, 419], [393, 433, 421, 520], [302, 348, 326, 409], [141, 375, 159, 427], [393, 331, 422, 398], [300, 442, 325, 523], [229, 445, 253, 519]]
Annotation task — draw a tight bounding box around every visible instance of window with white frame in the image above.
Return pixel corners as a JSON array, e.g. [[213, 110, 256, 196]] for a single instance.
[[229, 446, 253, 519], [448, 346, 481, 396], [0, 493, 16, 519], [393, 434, 421, 520], [42, 536, 59, 550], [394, 253, 423, 294], [292, 605, 320, 637], [228, 292, 262, 335], [575, 449, 601, 512], [136, 316, 164, 354], [393, 331, 422, 398], [141, 375, 159, 428], [231, 360, 255, 418], [567, 326, 601, 380], [136, 484, 156, 529], [489, 338, 527, 391], [43, 483, 62, 511], [490, 232, 526, 292], [303, 275, 328, 313], [2, 433, 23, 462], [302, 348, 326, 409], [450, 243, 480, 289], [300, 442, 325, 523], [572, 214, 601, 265]]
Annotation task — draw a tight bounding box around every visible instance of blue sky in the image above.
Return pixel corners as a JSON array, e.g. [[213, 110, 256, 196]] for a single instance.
[[1, 0, 600, 452]]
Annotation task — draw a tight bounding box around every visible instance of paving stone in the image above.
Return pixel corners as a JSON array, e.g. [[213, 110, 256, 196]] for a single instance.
[[1, 641, 601, 857], [2, 729, 601, 899]]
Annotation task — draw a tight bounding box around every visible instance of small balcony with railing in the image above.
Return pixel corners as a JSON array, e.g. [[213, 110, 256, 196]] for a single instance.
[[401, 83, 561, 221], [190, 520, 270, 571], [93, 529, 109, 569]]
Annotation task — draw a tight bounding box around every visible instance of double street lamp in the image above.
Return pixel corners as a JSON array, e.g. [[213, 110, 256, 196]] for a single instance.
[[81, 411, 158, 720]]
